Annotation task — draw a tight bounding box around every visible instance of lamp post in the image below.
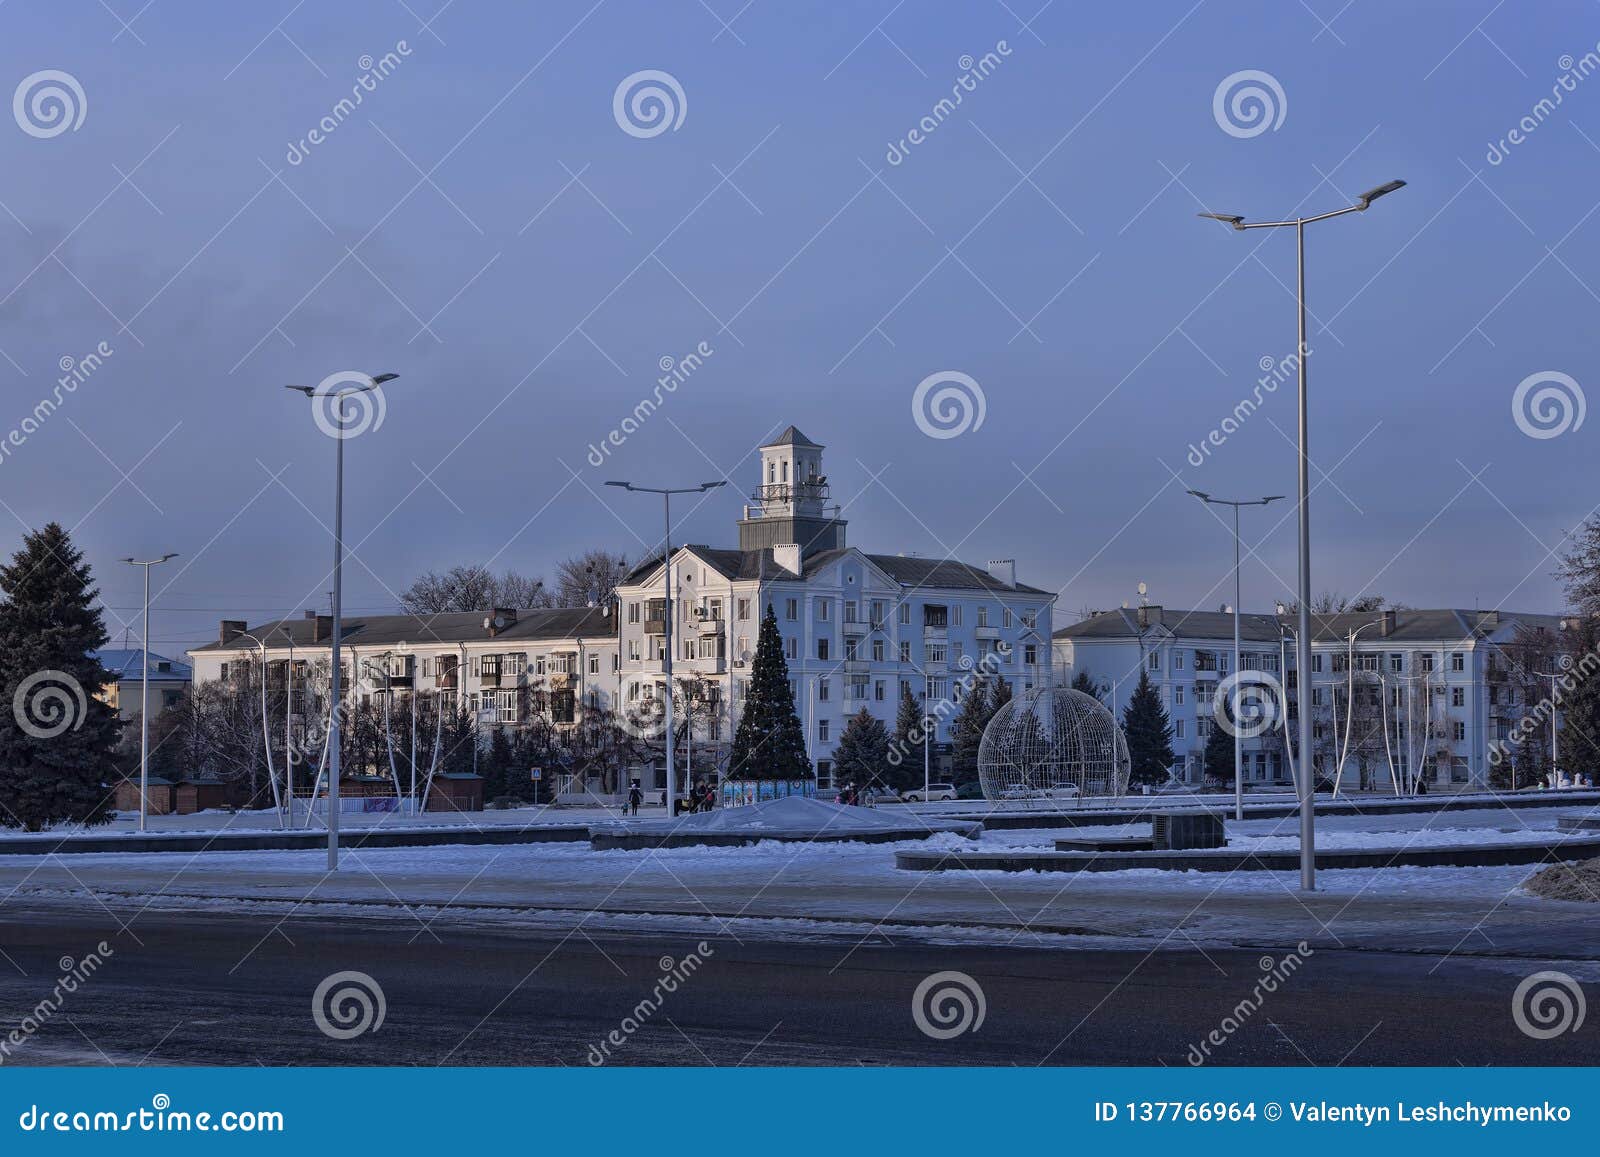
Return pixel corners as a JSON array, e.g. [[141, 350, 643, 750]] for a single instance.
[[119, 553, 178, 832], [1197, 178, 1405, 890], [606, 479, 727, 817], [1184, 492, 1281, 820], [285, 371, 397, 870]]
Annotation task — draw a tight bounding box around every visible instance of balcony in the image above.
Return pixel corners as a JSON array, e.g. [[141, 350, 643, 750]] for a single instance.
[[974, 624, 1000, 641], [695, 615, 723, 633], [843, 659, 871, 675], [478, 671, 501, 688], [380, 673, 413, 690], [436, 671, 459, 691], [642, 618, 666, 636], [842, 618, 869, 634]]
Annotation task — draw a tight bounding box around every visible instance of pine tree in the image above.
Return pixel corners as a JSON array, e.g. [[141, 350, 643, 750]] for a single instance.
[[833, 708, 891, 790], [889, 684, 926, 790], [1122, 669, 1175, 786], [727, 604, 811, 781], [1558, 615, 1600, 782], [0, 523, 121, 830], [949, 678, 992, 784], [1070, 670, 1105, 700], [1202, 719, 1236, 786]]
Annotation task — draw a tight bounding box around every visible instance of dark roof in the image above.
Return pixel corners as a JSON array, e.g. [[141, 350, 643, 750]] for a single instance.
[[1053, 607, 1569, 645], [91, 649, 192, 681], [624, 544, 1047, 595], [761, 425, 821, 449], [192, 606, 613, 652]]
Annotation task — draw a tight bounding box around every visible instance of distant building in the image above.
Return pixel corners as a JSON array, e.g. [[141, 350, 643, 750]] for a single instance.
[[1053, 605, 1572, 790], [612, 426, 1056, 791], [91, 649, 192, 721]]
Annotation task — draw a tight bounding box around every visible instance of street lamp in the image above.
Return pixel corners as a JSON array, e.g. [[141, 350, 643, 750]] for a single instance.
[[1196, 179, 1405, 890], [285, 370, 398, 870], [606, 479, 727, 817], [119, 553, 178, 832], [1185, 492, 1281, 820]]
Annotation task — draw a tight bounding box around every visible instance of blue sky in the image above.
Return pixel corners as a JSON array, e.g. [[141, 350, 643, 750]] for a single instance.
[[1, 0, 1595, 652]]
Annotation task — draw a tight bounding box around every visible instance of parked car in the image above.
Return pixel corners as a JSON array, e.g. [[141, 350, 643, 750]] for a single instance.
[[901, 783, 957, 803]]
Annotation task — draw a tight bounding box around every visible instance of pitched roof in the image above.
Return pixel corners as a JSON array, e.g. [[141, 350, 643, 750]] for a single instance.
[[760, 425, 821, 449], [91, 649, 192, 681], [191, 606, 613, 652], [624, 543, 1048, 596], [1052, 607, 1570, 645]]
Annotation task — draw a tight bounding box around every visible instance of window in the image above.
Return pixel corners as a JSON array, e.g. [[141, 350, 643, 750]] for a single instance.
[[817, 638, 830, 661], [818, 678, 830, 702], [927, 643, 947, 663], [844, 638, 858, 661], [818, 719, 830, 742], [1174, 685, 1185, 706], [495, 689, 518, 724], [1023, 644, 1037, 665], [1451, 652, 1465, 672], [628, 602, 640, 624], [848, 676, 868, 700], [926, 677, 948, 700], [785, 598, 798, 621], [1453, 720, 1466, 742], [843, 601, 857, 623], [815, 598, 830, 622], [872, 638, 885, 662], [1389, 653, 1402, 673], [1022, 610, 1037, 628], [1003, 608, 1013, 628], [737, 635, 749, 657], [737, 598, 750, 620], [899, 641, 911, 663], [875, 680, 886, 701], [951, 605, 963, 626], [1420, 652, 1435, 672], [588, 653, 599, 675], [1147, 650, 1158, 671], [1174, 650, 1185, 670], [976, 606, 988, 628], [1175, 719, 1186, 740], [899, 602, 910, 625], [871, 600, 886, 626], [1452, 687, 1465, 708], [1312, 654, 1323, 673], [785, 637, 798, 660]]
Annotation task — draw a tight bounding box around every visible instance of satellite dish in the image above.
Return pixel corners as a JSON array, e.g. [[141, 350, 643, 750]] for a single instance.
[[1137, 582, 1147, 596]]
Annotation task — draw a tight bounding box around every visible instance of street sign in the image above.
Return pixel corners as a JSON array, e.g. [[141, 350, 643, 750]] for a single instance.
[[530, 767, 542, 781]]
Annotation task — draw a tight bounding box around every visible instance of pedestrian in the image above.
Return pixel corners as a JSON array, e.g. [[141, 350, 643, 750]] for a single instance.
[[627, 782, 642, 816]]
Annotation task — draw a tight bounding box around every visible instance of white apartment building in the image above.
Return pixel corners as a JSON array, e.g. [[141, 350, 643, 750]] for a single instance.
[[189, 606, 620, 793], [1053, 605, 1574, 790], [613, 426, 1057, 790]]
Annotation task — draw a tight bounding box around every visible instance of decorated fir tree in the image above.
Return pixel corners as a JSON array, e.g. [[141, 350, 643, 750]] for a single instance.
[[727, 604, 811, 781], [0, 523, 120, 830]]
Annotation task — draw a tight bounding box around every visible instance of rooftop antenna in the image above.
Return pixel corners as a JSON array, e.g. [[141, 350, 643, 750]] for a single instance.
[[1137, 581, 1149, 607]]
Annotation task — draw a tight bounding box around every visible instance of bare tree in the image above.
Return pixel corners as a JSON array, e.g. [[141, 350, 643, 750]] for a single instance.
[[399, 565, 551, 613], [555, 550, 630, 607]]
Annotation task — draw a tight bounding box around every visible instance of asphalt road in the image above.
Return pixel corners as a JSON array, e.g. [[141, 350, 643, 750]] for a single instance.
[[1, 900, 1594, 1067]]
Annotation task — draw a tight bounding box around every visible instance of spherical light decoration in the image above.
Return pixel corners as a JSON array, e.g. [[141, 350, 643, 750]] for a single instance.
[[978, 686, 1130, 804]]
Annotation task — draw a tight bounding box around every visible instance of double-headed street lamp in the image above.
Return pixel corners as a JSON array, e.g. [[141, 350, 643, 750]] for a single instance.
[[285, 371, 398, 870], [1197, 179, 1405, 891], [1184, 492, 1281, 821], [606, 479, 727, 817], [120, 553, 178, 832]]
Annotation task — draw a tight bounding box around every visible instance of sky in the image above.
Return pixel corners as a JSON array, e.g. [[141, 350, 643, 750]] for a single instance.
[[0, 0, 1595, 656]]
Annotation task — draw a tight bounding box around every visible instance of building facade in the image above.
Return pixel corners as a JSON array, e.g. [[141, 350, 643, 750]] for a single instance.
[[1053, 605, 1574, 790], [91, 649, 192, 721], [612, 427, 1057, 790]]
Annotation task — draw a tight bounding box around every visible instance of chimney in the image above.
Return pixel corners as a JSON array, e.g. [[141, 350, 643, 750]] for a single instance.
[[986, 559, 1016, 588], [303, 610, 318, 620], [1381, 609, 1397, 636], [219, 619, 247, 646], [772, 543, 801, 575], [312, 614, 333, 642], [484, 607, 517, 637], [1137, 605, 1163, 629]]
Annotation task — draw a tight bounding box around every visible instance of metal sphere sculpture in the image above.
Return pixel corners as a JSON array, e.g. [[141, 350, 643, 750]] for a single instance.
[[978, 685, 1130, 803]]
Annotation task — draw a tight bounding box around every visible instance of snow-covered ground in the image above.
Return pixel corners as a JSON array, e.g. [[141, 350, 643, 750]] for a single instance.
[[4, 804, 1598, 959]]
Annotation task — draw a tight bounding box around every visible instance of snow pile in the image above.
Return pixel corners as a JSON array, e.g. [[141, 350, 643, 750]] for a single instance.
[[675, 796, 930, 833]]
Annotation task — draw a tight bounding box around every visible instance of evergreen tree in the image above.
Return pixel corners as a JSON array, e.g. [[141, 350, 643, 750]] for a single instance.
[[1070, 670, 1105, 700], [482, 726, 515, 801], [889, 684, 926, 790], [1122, 669, 1175, 786], [1202, 719, 1236, 786], [1558, 615, 1600, 782], [949, 678, 992, 784], [833, 708, 891, 790], [0, 524, 121, 830], [727, 604, 811, 780]]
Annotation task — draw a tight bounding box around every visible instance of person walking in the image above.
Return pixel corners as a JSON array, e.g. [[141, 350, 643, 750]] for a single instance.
[[627, 781, 643, 816]]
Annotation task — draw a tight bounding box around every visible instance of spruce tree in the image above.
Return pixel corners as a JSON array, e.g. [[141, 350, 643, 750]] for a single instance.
[[1202, 719, 1236, 786], [1122, 669, 1175, 786], [0, 523, 120, 830], [949, 678, 991, 783], [1070, 670, 1105, 700], [833, 707, 891, 790], [889, 684, 926, 790], [727, 604, 811, 781], [1558, 615, 1600, 783]]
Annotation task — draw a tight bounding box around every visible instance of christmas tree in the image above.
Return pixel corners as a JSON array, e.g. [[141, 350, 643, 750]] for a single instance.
[[833, 707, 891, 789], [1122, 669, 1175, 786], [0, 523, 121, 830], [727, 604, 811, 781]]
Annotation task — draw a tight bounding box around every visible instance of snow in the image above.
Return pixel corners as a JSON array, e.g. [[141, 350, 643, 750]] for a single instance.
[[595, 795, 979, 838]]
